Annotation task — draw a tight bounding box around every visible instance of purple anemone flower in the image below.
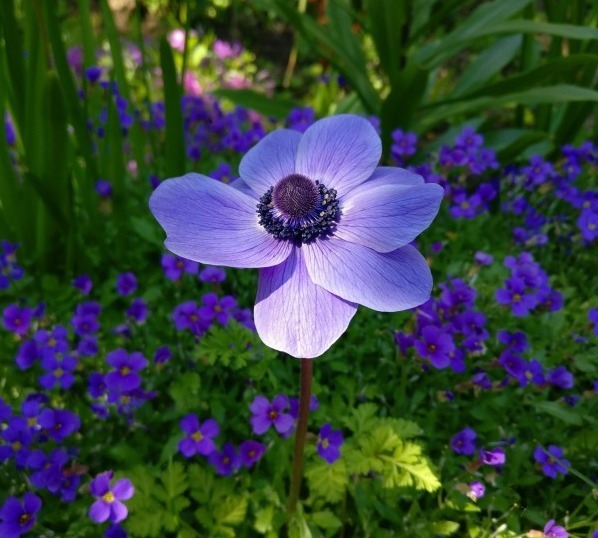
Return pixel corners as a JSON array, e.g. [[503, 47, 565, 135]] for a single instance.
[[178, 414, 219, 457], [150, 115, 443, 358], [0, 492, 41, 538], [250, 394, 294, 435], [89, 471, 134, 524]]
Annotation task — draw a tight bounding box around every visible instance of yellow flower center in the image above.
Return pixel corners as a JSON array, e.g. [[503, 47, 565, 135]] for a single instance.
[[321, 438, 329, 449], [102, 491, 115, 503], [18, 513, 32, 526], [54, 368, 64, 378], [460, 201, 469, 209], [513, 293, 522, 303], [27, 417, 37, 427], [121, 366, 131, 375], [12, 441, 22, 451], [192, 431, 203, 442]]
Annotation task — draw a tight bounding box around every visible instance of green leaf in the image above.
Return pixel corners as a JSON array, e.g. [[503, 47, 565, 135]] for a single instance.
[[452, 35, 523, 97], [430, 521, 460, 535], [416, 0, 532, 67], [310, 510, 342, 530], [532, 400, 582, 425], [160, 37, 186, 178], [254, 505, 274, 534], [483, 20, 598, 40], [212, 88, 299, 120], [305, 458, 349, 503], [169, 372, 201, 412], [99, 0, 130, 101], [214, 495, 248, 526], [422, 84, 598, 128]]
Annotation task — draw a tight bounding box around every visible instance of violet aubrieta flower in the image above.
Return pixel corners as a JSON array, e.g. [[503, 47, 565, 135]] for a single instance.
[[199, 266, 226, 283], [467, 481, 485, 501], [450, 427, 477, 456], [543, 519, 568, 538], [178, 414, 219, 457], [73, 274, 93, 295], [546, 366, 574, 389], [150, 115, 442, 358], [480, 447, 506, 466], [239, 439, 266, 468], [89, 471, 134, 524], [208, 443, 241, 476], [0, 492, 41, 538], [116, 273, 137, 296], [105, 349, 147, 392], [3, 304, 33, 336], [161, 254, 198, 281], [153, 346, 172, 364], [250, 394, 294, 435], [533, 445, 570, 478], [317, 423, 344, 464], [414, 325, 455, 369], [38, 408, 80, 442]]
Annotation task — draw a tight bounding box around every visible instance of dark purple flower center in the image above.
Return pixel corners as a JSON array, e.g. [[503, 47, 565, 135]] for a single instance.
[[257, 174, 340, 245]]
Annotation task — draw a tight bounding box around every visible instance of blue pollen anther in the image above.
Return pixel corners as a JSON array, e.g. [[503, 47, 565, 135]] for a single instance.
[[257, 174, 340, 244]]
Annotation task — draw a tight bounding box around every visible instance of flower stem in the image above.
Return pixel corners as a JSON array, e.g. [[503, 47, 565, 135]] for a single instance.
[[287, 358, 313, 517]]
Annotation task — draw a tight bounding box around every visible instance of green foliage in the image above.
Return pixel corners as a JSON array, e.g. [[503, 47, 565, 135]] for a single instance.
[[270, 0, 598, 153]]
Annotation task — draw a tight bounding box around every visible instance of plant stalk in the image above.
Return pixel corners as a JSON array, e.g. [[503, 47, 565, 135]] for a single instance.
[[287, 358, 313, 516]]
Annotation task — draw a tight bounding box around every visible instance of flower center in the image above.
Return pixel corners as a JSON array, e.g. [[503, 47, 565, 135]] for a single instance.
[[257, 174, 340, 245], [102, 491, 115, 503], [19, 513, 32, 526]]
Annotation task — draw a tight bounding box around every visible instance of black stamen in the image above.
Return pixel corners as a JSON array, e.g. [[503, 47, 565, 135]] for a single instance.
[[257, 175, 340, 245]]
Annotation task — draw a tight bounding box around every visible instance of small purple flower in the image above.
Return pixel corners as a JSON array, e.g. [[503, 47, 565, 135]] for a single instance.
[[105, 349, 147, 392], [250, 394, 294, 435], [39, 352, 77, 390], [450, 427, 477, 456], [543, 519, 568, 538], [588, 308, 598, 335], [480, 447, 506, 466], [414, 325, 454, 369], [390, 128, 418, 161], [105, 525, 128, 538], [317, 423, 343, 464], [178, 414, 219, 457], [0, 492, 41, 538], [126, 298, 149, 324], [239, 440, 266, 468], [0, 418, 33, 468], [199, 266, 226, 283], [208, 443, 241, 476], [172, 301, 209, 336], [153, 346, 172, 364], [85, 65, 103, 83], [198, 293, 237, 325], [3, 304, 33, 336], [95, 180, 113, 198], [38, 408, 80, 442], [533, 445, 570, 478], [73, 274, 93, 295], [474, 251, 493, 266], [546, 366, 574, 389], [15, 340, 38, 370], [116, 273, 137, 296], [578, 209, 598, 242], [161, 254, 198, 281], [89, 471, 134, 524], [467, 481, 485, 500], [495, 278, 537, 317], [289, 394, 319, 420]]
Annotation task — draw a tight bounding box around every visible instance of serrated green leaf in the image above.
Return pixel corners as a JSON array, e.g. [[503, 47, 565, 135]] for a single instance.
[[310, 510, 342, 530], [214, 495, 248, 526], [169, 372, 201, 412], [188, 464, 214, 503], [305, 458, 348, 503], [160, 460, 189, 501], [254, 505, 274, 534], [343, 402, 379, 434]]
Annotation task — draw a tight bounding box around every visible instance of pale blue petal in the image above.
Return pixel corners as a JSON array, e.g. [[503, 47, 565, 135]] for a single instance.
[[239, 129, 301, 195], [340, 166, 425, 202], [336, 183, 444, 252], [304, 239, 432, 312], [255, 248, 357, 359], [295, 115, 381, 197], [150, 173, 292, 268]]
